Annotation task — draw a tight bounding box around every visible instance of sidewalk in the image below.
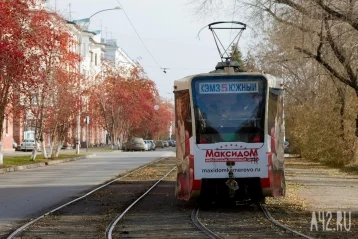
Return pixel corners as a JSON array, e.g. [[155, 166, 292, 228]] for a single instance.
[[285, 158, 358, 212]]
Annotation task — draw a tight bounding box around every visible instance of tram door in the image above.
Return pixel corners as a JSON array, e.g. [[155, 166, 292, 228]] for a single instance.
[[174, 90, 194, 200], [267, 88, 285, 196]]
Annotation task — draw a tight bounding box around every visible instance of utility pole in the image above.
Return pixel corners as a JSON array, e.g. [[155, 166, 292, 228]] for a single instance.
[[76, 111, 80, 154], [85, 116, 90, 152], [76, 37, 82, 155], [69, 3, 72, 21]]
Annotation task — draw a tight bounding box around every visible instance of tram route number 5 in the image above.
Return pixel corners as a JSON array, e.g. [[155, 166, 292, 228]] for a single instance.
[[310, 211, 351, 232]]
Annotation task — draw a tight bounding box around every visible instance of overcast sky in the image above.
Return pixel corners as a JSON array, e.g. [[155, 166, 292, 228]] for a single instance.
[[46, 0, 254, 101]]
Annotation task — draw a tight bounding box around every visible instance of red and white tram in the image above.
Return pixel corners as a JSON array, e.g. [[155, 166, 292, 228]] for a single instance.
[[174, 63, 285, 203]]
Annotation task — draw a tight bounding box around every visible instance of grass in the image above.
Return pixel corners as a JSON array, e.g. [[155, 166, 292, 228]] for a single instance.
[[86, 147, 115, 152], [0, 154, 86, 169]]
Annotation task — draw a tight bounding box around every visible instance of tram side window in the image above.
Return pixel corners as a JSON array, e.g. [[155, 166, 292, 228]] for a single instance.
[[175, 90, 193, 139], [268, 88, 283, 133], [268, 88, 284, 149]]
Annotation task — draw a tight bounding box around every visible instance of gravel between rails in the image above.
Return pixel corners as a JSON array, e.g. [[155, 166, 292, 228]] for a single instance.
[[112, 179, 204, 239], [197, 203, 302, 239]]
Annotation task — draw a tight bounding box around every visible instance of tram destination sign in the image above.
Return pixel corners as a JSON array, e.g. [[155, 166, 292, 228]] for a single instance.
[[199, 82, 258, 94]]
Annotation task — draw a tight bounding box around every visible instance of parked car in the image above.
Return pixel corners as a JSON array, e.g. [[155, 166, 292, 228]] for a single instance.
[[171, 140, 176, 147], [123, 137, 146, 151], [163, 141, 169, 147], [20, 139, 41, 152], [155, 140, 164, 149], [12, 139, 17, 149], [144, 140, 151, 151], [168, 140, 176, 147], [284, 140, 290, 153], [61, 142, 73, 149], [148, 140, 156, 150]]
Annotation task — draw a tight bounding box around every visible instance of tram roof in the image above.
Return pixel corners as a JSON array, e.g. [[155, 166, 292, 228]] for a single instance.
[[173, 72, 283, 92]]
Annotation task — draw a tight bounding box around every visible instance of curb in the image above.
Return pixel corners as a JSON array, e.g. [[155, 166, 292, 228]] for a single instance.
[[0, 154, 96, 175]]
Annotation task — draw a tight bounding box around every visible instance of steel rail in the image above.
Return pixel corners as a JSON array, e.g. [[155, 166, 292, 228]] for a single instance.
[[191, 203, 315, 239], [191, 206, 224, 239], [259, 203, 315, 239], [7, 156, 168, 239], [105, 166, 176, 239]]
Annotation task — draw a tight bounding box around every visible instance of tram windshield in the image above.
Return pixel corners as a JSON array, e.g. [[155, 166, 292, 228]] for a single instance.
[[192, 75, 266, 144]]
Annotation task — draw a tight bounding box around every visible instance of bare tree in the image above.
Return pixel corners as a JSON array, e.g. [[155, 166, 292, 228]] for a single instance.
[[192, 0, 358, 164]]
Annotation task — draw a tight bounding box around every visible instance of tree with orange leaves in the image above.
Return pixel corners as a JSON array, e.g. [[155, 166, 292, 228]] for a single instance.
[[131, 98, 173, 140], [0, 0, 80, 162], [42, 69, 83, 158], [89, 62, 174, 148], [22, 11, 80, 160], [0, 0, 78, 163]]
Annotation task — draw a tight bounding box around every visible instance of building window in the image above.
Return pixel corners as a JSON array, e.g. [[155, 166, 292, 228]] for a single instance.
[[95, 53, 98, 66], [90, 51, 93, 63]]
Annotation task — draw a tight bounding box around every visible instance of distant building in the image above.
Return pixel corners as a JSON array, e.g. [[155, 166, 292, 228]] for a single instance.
[[8, 13, 136, 151], [102, 38, 136, 75], [1, 114, 14, 152]]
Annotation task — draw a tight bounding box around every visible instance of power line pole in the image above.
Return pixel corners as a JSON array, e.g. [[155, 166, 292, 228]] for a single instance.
[[85, 116, 90, 152], [69, 3, 72, 21]]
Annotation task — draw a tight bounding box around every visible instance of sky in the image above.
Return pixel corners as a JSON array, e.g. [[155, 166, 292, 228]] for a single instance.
[[46, 0, 255, 101]]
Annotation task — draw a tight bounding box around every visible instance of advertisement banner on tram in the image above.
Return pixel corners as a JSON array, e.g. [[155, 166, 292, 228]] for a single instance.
[[193, 142, 268, 179]]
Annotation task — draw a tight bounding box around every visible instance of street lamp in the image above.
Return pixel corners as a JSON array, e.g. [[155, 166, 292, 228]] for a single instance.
[[89, 6, 121, 19], [74, 6, 121, 31]]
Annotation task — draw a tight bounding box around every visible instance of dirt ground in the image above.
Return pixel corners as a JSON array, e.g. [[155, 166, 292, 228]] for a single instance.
[[7, 156, 358, 239], [266, 158, 358, 239]]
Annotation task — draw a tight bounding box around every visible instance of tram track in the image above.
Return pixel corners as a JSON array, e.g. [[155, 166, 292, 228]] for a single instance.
[[6, 157, 176, 239], [105, 169, 205, 238], [6, 156, 318, 239], [105, 167, 176, 239], [191, 202, 315, 239]]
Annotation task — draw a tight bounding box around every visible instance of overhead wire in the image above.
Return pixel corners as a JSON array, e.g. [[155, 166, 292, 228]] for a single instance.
[[114, 60, 211, 72], [115, 0, 165, 72]]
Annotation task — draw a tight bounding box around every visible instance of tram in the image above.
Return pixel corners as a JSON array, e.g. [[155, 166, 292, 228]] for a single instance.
[[174, 61, 285, 203], [174, 21, 285, 204]]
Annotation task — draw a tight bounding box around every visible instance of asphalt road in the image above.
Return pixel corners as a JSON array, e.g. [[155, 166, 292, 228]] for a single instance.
[[0, 148, 175, 236]]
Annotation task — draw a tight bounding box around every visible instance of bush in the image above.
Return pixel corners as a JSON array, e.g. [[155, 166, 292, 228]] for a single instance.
[[285, 78, 357, 167]]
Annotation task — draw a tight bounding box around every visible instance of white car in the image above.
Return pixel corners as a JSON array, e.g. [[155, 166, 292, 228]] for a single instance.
[[20, 139, 41, 152]]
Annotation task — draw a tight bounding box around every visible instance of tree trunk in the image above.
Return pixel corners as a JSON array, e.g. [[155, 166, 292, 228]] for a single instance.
[[49, 140, 54, 157], [51, 133, 60, 159], [336, 86, 347, 141], [31, 142, 38, 160], [31, 123, 39, 161], [76, 112, 80, 154], [41, 139, 48, 159], [355, 93, 358, 164], [0, 143, 3, 165], [353, 137, 358, 165], [0, 112, 5, 165], [55, 141, 62, 158]]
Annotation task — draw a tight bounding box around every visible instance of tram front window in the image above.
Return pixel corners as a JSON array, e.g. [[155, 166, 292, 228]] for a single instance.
[[192, 76, 266, 144]]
